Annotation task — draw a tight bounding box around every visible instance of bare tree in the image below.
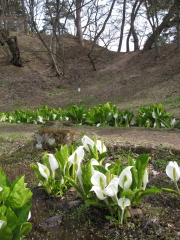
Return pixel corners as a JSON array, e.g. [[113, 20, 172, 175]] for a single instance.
[[86, 0, 116, 70], [75, 0, 84, 46], [176, 0, 180, 47], [0, 28, 22, 66], [117, 0, 127, 52], [126, 0, 143, 52], [143, 0, 177, 52]]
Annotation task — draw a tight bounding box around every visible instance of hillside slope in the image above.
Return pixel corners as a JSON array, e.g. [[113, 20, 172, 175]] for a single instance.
[[0, 32, 180, 117]]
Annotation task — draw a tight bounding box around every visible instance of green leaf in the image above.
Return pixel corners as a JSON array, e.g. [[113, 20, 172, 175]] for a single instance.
[[0, 225, 13, 240], [106, 215, 118, 223], [16, 202, 32, 224], [0, 170, 11, 187], [93, 165, 107, 175], [135, 154, 149, 189], [81, 161, 93, 196], [88, 144, 98, 160], [162, 188, 180, 196], [128, 156, 138, 190], [55, 145, 69, 169], [1, 187, 10, 203], [5, 176, 32, 211], [132, 187, 161, 205], [108, 158, 122, 175], [120, 189, 134, 198], [98, 152, 107, 162], [6, 207, 18, 231], [85, 200, 107, 208], [20, 222, 32, 238]]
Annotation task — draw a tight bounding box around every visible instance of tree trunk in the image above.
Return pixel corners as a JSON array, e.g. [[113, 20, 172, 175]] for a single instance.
[[126, 0, 142, 52], [143, 3, 176, 51], [76, 0, 84, 46], [176, 0, 180, 47], [118, 0, 126, 52], [0, 29, 22, 67], [6, 36, 22, 67], [21, 0, 28, 31]]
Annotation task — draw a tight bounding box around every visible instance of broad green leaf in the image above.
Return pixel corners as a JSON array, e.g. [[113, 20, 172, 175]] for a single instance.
[[16, 202, 32, 224], [20, 222, 32, 238], [5, 176, 32, 210], [135, 154, 149, 189], [0, 170, 11, 187], [0, 225, 13, 240], [98, 152, 107, 162], [6, 187, 32, 211], [88, 144, 98, 160], [128, 156, 138, 190], [93, 165, 107, 175], [108, 158, 122, 175], [1, 187, 10, 202], [6, 207, 18, 231], [81, 161, 93, 196], [55, 145, 69, 169], [120, 189, 134, 198]]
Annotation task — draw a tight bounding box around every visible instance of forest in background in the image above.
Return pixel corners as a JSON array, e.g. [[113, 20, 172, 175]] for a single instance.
[[0, 0, 180, 71]]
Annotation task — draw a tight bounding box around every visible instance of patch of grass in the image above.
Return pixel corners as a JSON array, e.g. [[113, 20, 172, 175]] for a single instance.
[[151, 149, 180, 171], [0, 132, 25, 140]]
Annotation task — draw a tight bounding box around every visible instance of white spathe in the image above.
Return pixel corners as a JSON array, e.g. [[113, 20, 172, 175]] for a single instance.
[[102, 177, 119, 199], [81, 135, 94, 152], [0, 220, 5, 229], [142, 168, 149, 190], [96, 140, 107, 154], [68, 146, 84, 165], [48, 154, 59, 171], [37, 162, 50, 182], [166, 161, 180, 182], [118, 197, 131, 210], [118, 166, 133, 190], [91, 171, 107, 200], [47, 153, 59, 177]]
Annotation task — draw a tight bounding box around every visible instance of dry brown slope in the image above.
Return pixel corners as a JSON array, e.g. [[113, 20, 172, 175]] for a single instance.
[[0, 32, 179, 117]]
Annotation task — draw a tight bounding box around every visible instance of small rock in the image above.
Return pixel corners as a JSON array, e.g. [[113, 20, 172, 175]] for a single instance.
[[67, 199, 83, 209], [35, 129, 77, 149], [130, 208, 143, 217], [39, 215, 62, 229]]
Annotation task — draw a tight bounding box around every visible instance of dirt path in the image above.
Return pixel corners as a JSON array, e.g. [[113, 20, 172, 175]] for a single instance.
[[0, 123, 180, 154]]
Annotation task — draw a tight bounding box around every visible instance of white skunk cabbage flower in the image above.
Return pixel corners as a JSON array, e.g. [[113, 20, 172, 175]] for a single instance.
[[81, 135, 94, 152], [96, 139, 107, 154], [47, 154, 59, 177], [118, 166, 133, 190], [118, 197, 131, 224], [142, 168, 149, 190], [68, 146, 84, 166], [166, 161, 180, 183], [102, 177, 119, 201], [91, 171, 107, 200], [0, 220, 5, 229], [37, 162, 50, 182]]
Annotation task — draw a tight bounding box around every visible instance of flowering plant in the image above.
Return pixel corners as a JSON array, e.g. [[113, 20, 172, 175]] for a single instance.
[[162, 161, 180, 196]]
